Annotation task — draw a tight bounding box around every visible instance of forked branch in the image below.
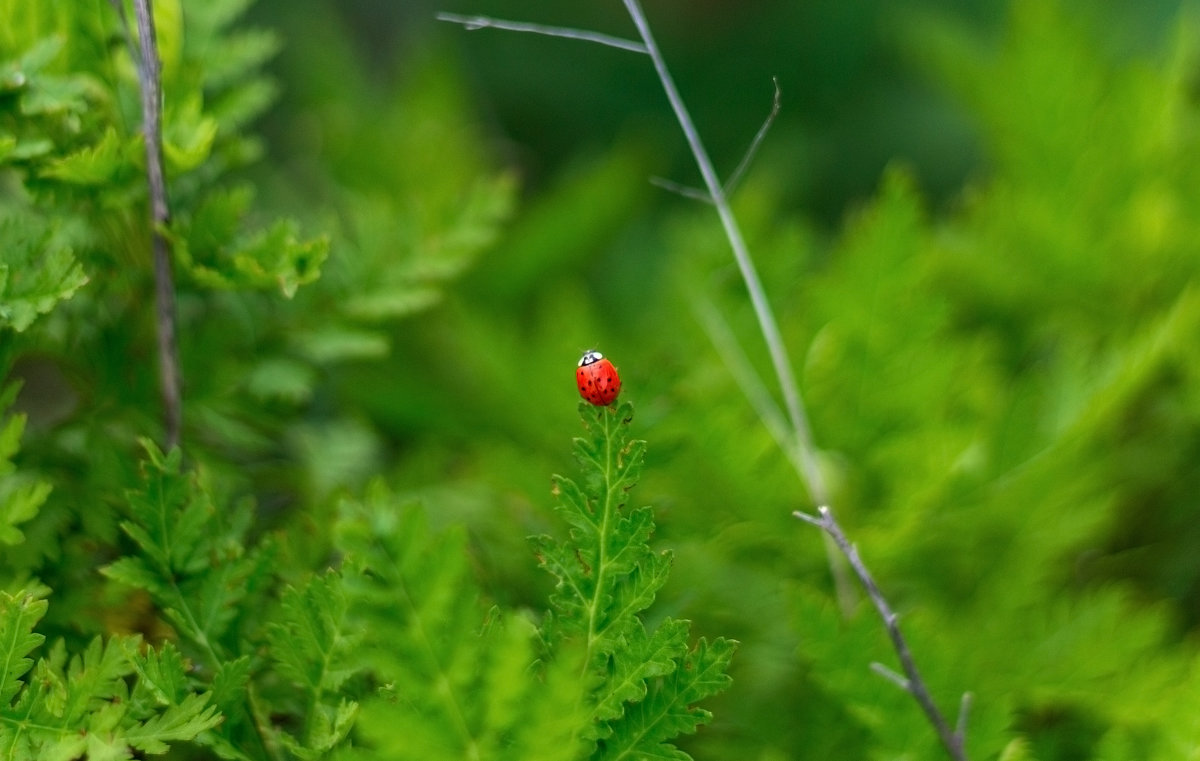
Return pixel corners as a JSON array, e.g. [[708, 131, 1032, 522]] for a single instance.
[[796, 506, 970, 761], [651, 76, 782, 202]]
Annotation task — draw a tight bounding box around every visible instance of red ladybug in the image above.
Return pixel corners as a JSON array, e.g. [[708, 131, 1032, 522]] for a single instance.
[[576, 350, 621, 406]]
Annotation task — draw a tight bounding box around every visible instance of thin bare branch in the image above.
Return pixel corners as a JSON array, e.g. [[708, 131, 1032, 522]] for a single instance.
[[793, 507, 969, 761], [622, 2, 965, 750], [723, 76, 782, 196], [649, 176, 712, 203], [436, 13, 648, 54], [131, 0, 181, 450], [651, 78, 780, 203], [621, 0, 830, 509], [870, 661, 910, 690]]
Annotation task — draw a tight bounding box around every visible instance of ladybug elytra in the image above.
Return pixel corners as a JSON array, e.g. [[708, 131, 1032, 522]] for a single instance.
[[576, 350, 621, 406]]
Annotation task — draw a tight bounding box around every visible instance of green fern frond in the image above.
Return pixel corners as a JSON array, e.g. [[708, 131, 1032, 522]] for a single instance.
[[0, 215, 87, 333], [0, 590, 45, 708], [0, 590, 220, 760], [102, 439, 272, 663], [265, 569, 360, 757], [598, 637, 736, 761], [337, 482, 589, 761], [538, 402, 736, 759], [0, 382, 50, 548]]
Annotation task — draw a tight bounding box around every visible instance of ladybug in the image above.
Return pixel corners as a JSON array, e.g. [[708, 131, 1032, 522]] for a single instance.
[[576, 350, 621, 406]]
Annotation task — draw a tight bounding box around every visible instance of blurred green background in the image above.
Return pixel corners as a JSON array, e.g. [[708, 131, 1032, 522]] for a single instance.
[[231, 0, 1200, 757], [13, 0, 1200, 757]]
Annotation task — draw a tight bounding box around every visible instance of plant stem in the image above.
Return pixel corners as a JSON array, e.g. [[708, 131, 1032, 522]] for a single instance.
[[436, 12, 647, 54], [795, 507, 968, 761], [618, 8, 970, 757], [131, 0, 182, 450], [620, 0, 828, 509]]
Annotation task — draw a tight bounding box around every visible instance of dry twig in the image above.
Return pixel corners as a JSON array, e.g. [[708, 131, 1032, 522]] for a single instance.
[[131, 0, 182, 449]]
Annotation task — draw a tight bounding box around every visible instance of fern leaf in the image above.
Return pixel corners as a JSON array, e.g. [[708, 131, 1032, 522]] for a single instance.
[[594, 619, 689, 726], [102, 440, 270, 659], [598, 638, 736, 761], [0, 383, 50, 547], [113, 442, 208, 576], [0, 215, 88, 332], [58, 636, 129, 727], [265, 569, 360, 756], [208, 655, 252, 715], [40, 127, 130, 186], [124, 640, 191, 707], [267, 570, 355, 693], [0, 590, 47, 707], [540, 403, 736, 758], [0, 593, 219, 759], [100, 557, 171, 601], [124, 692, 222, 755], [174, 207, 330, 298], [338, 482, 589, 761]]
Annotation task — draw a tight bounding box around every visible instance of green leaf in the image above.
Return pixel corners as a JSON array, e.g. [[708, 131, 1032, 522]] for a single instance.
[[0, 605, 217, 760], [208, 656, 252, 715], [99, 557, 170, 601], [0, 590, 47, 706], [264, 569, 360, 756], [0, 384, 50, 546], [40, 127, 128, 185], [598, 638, 737, 761], [266, 570, 356, 693], [58, 637, 130, 727], [124, 692, 221, 755], [291, 326, 390, 364], [538, 403, 735, 758], [594, 619, 689, 726], [245, 357, 317, 404], [102, 440, 269, 656], [174, 192, 328, 297], [0, 215, 88, 332], [108, 442, 207, 576], [163, 100, 219, 173], [0, 478, 48, 547], [338, 484, 590, 761], [231, 219, 328, 297]]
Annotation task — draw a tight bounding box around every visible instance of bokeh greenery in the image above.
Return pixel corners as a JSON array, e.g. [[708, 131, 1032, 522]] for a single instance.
[[6, 0, 1200, 758]]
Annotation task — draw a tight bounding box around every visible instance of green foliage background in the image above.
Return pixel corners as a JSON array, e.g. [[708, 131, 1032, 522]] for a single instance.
[[5, 0, 1200, 758]]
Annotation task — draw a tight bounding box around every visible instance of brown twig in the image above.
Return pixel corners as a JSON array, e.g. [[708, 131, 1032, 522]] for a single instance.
[[131, 0, 182, 449]]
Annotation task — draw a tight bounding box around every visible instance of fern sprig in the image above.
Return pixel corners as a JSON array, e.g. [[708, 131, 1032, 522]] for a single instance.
[[264, 569, 359, 758], [0, 591, 45, 710], [0, 381, 50, 549], [539, 403, 663, 655], [337, 483, 588, 761], [102, 439, 271, 665], [539, 402, 735, 758], [0, 590, 220, 760]]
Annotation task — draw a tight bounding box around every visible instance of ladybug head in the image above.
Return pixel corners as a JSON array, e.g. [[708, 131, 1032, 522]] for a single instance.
[[578, 350, 603, 367]]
